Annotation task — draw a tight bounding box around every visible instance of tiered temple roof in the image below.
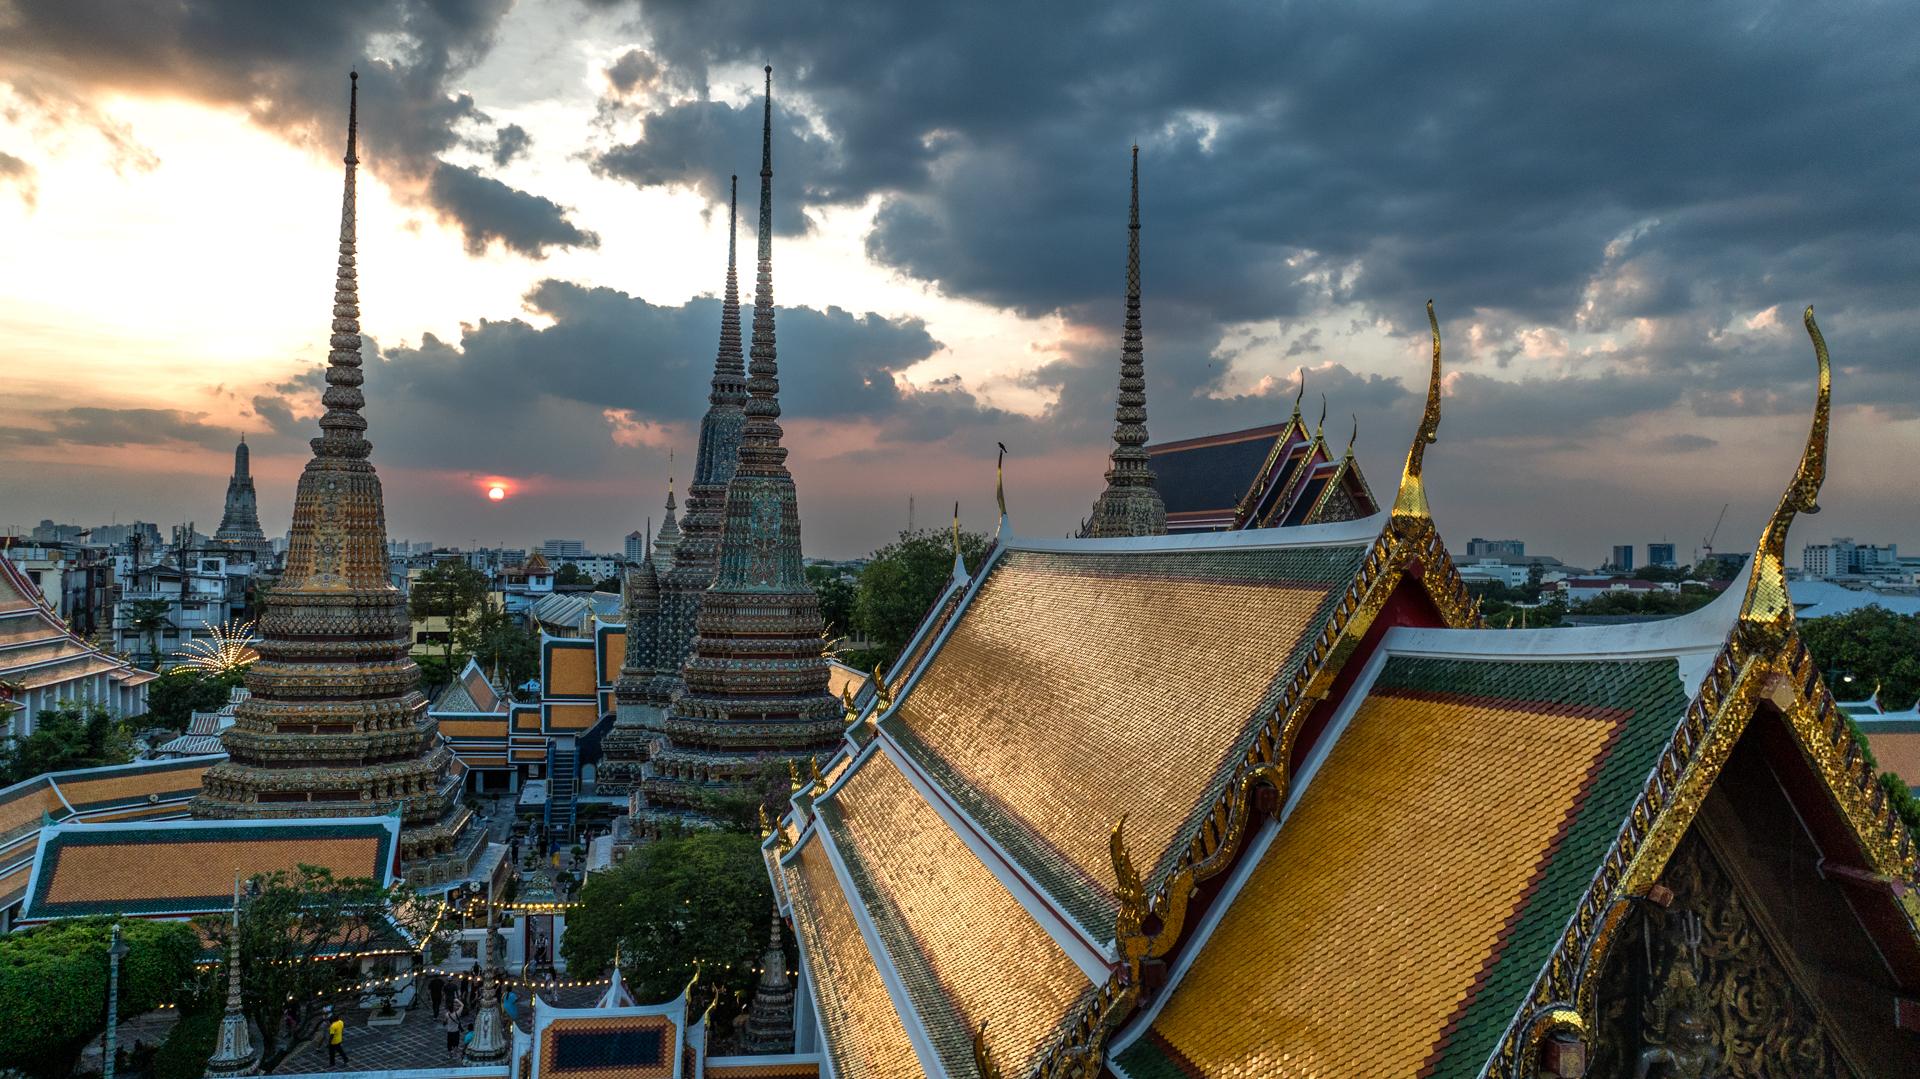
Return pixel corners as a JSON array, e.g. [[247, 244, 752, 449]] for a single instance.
[[190, 73, 478, 890], [1147, 390, 1378, 533], [770, 305, 1920, 1076], [646, 68, 842, 810]]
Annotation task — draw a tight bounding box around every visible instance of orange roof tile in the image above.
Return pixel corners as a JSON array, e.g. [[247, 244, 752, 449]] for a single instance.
[[1136, 686, 1622, 1076]]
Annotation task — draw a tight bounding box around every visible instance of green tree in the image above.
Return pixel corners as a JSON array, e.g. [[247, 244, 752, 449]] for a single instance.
[[125, 599, 173, 667], [0, 702, 132, 784], [0, 917, 200, 1078], [408, 562, 490, 672], [554, 563, 589, 587], [852, 527, 993, 669], [805, 565, 857, 645], [699, 758, 794, 834], [196, 865, 442, 1062], [1800, 606, 1920, 710], [456, 606, 541, 693], [1574, 589, 1715, 617], [143, 666, 245, 731], [562, 830, 773, 1034]]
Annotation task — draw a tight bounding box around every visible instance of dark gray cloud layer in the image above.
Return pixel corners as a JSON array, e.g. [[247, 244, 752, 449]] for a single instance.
[[1, 0, 593, 257]]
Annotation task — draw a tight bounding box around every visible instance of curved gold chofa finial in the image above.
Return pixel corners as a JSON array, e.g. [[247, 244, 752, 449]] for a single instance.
[[973, 1019, 1003, 1079], [1110, 814, 1146, 940], [1739, 306, 1830, 645], [1346, 414, 1358, 460], [1391, 300, 1444, 520]]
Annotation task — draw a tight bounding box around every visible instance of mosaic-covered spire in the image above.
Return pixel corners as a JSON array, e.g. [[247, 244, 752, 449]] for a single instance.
[[212, 434, 270, 556], [465, 903, 509, 1063], [650, 176, 750, 702], [654, 475, 681, 572], [1086, 145, 1167, 538], [203, 880, 258, 1078], [742, 910, 797, 1053], [649, 67, 841, 810], [192, 73, 478, 889]]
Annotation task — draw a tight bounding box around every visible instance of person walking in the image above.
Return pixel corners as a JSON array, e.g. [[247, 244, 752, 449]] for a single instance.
[[443, 1006, 462, 1061], [428, 973, 445, 1017], [325, 1009, 348, 1067]]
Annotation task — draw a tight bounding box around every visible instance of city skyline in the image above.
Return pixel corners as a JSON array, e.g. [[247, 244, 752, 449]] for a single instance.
[[3, 2, 1917, 560]]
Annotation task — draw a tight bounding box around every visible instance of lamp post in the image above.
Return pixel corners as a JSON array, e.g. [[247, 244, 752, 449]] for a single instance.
[[104, 921, 130, 1079]]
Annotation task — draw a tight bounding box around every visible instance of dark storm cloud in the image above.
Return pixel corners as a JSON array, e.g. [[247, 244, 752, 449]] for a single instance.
[[0, 151, 33, 206], [38, 407, 246, 451], [427, 164, 598, 257], [247, 279, 967, 475], [490, 123, 532, 167], [600, 1, 1920, 374], [0, 0, 594, 257]]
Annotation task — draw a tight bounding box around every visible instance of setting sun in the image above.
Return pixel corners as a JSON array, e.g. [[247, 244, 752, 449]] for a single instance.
[[487, 484, 506, 501]]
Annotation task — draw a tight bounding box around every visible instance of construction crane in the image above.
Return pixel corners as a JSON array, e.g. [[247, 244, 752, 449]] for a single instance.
[[1698, 502, 1730, 567]]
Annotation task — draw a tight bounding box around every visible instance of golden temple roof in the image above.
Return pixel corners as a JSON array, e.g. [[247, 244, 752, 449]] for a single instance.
[[815, 751, 1090, 1076], [783, 838, 923, 1079], [884, 537, 1372, 934]]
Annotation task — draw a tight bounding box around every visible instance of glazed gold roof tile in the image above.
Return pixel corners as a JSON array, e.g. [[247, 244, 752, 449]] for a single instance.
[[57, 761, 212, 809], [786, 839, 923, 1079], [822, 751, 1089, 1075], [1143, 688, 1621, 1077], [1866, 730, 1920, 786], [888, 545, 1364, 931]]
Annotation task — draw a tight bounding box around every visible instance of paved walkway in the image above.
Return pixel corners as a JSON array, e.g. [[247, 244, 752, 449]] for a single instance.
[[277, 984, 602, 1074]]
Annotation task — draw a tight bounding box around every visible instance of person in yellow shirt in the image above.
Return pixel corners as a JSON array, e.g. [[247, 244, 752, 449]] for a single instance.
[[326, 1008, 348, 1067]]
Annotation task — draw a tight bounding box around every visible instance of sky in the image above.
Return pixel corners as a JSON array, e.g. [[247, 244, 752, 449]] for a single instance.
[[0, 1, 1915, 564]]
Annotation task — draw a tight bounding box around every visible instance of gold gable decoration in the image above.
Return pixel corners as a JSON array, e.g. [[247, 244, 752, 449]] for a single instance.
[[1026, 307, 1479, 1079], [1489, 308, 1920, 1077]]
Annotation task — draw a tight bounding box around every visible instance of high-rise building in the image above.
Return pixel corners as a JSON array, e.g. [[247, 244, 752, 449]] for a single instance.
[[192, 73, 478, 889], [211, 435, 270, 557], [1648, 542, 1677, 567], [623, 529, 646, 562], [1610, 544, 1634, 571], [643, 68, 842, 810], [1465, 537, 1525, 559], [541, 538, 587, 559], [1803, 536, 1900, 578], [1085, 146, 1167, 539]]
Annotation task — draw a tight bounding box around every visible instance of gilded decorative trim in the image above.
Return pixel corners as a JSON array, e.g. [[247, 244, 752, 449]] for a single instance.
[[1482, 307, 1920, 1078], [1391, 300, 1444, 521]]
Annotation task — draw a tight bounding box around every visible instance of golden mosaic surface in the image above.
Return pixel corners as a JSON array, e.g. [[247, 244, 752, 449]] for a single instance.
[[894, 556, 1336, 901], [787, 840, 923, 1079], [1147, 691, 1617, 1077], [827, 665, 869, 701], [43, 836, 383, 906], [548, 645, 598, 697], [704, 1064, 820, 1078], [831, 752, 1088, 1072]]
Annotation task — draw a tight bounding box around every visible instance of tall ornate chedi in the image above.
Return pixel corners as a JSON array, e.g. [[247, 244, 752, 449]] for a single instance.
[[604, 176, 752, 797], [1085, 146, 1167, 538], [192, 73, 477, 888], [660, 174, 749, 703], [645, 68, 841, 809], [212, 435, 271, 557]]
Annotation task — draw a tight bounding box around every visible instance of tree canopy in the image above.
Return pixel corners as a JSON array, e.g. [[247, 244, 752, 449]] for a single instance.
[[851, 527, 993, 669], [0, 702, 131, 785], [562, 829, 775, 1033], [0, 916, 200, 1077], [455, 605, 540, 693], [143, 665, 245, 731], [195, 865, 442, 1061], [1800, 606, 1920, 710]]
